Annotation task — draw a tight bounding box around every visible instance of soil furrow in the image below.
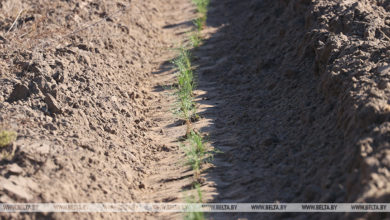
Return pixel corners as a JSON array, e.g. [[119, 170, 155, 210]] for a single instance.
[[1, 0, 390, 219]]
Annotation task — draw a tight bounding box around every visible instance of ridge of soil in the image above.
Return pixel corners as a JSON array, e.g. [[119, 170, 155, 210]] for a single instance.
[[0, 0, 196, 219], [191, 0, 390, 219]]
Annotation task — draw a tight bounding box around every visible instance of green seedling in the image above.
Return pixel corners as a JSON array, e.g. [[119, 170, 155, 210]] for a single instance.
[[190, 32, 202, 48], [184, 183, 205, 220], [0, 130, 17, 148], [0, 130, 17, 160]]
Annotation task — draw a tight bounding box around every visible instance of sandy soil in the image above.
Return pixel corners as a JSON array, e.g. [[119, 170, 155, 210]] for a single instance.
[[1, 0, 390, 219], [0, 0, 197, 219]]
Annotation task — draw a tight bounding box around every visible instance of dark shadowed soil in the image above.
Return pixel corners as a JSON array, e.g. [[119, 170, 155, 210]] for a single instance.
[[191, 0, 390, 219]]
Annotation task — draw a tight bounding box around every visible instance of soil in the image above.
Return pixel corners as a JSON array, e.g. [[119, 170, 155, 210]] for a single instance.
[[0, 0, 196, 219], [1, 0, 390, 219], [194, 0, 390, 219]]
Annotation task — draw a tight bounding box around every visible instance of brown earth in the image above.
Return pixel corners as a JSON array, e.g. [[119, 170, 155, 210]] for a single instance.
[[0, 0, 197, 219], [193, 0, 390, 219], [1, 0, 390, 219]]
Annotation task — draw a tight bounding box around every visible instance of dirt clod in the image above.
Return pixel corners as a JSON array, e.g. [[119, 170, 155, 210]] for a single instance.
[[7, 83, 30, 103], [44, 94, 62, 114]]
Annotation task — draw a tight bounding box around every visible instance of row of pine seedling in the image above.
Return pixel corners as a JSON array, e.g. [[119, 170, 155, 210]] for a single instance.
[[171, 0, 210, 219]]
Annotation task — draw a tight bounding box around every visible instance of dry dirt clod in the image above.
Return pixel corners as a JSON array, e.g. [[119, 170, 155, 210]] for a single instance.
[[7, 83, 30, 103], [0, 178, 33, 201], [44, 94, 62, 114], [7, 164, 23, 175]]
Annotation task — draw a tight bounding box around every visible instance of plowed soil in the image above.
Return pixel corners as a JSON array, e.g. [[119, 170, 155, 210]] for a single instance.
[[1, 0, 390, 219]]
